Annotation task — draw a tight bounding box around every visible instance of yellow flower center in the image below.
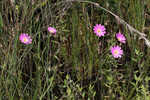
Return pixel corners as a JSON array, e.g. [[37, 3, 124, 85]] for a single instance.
[[97, 29, 101, 33], [114, 50, 118, 55], [118, 37, 121, 41], [50, 30, 54, 33], [23, 37, 28, 42]]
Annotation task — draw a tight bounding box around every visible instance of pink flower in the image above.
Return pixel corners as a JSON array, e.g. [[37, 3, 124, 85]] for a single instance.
[[116, 32, 126, 43], [48, 27, 57, 35], [110, 45, 123, 58], [19, 33, 32, 44], [93, 24, 106, 37]]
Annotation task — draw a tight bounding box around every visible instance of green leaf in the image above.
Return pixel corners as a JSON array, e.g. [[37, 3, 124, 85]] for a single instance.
[[67, 88, 71, 95], [0, 13, 3, 28]]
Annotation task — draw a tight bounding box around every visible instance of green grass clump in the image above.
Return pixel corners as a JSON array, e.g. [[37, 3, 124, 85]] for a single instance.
[[0, 0, 150, 99]]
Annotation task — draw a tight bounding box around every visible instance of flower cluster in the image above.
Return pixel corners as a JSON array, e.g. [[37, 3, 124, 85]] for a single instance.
[[19, 27, 56, 45], [93, 24, 126, 58], [19, 23, 126, 59]]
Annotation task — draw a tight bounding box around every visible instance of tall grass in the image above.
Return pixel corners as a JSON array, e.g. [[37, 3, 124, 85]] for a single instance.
[[0, 0, 150, 99]]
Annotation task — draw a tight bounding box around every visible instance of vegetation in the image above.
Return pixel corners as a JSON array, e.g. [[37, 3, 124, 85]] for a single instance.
[[0, 0, 150, 99]]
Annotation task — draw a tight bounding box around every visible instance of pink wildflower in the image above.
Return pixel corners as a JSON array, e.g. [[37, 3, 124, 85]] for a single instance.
[[116, 32, 126, 43], [19, 33, 32, 44], [93, 24, 106, 37], [48, 27, 57, 35], [110, 45, 123, 58]]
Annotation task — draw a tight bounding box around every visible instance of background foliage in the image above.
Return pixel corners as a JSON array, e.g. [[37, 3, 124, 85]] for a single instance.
[[0, 0, 150, 99]]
